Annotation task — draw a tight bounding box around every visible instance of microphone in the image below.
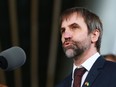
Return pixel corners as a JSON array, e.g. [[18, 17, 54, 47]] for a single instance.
[[0, 46, 26, 71]]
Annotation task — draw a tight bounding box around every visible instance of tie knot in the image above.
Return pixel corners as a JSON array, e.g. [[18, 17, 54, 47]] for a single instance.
[[73, 67, 86, 87], [74, 67, 86, 77]]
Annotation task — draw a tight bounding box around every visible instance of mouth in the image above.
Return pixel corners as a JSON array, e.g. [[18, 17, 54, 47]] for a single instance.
[[63, 42, 73, 48]]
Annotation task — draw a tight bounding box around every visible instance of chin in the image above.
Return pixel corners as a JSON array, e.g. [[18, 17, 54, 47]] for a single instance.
[[65, 49, 75, 58]]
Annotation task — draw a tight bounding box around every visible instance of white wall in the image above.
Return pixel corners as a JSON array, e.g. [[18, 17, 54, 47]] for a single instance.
[[99, 0, 116, 55]]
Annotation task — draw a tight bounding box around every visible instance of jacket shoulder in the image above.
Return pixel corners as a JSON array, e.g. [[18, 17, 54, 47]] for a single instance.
[[55, 74, 72, 87]]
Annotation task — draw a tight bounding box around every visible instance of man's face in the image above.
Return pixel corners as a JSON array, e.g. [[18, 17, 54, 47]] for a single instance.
[[60, 13, 92, 59]]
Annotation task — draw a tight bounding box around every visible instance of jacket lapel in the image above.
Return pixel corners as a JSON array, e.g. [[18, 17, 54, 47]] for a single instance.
[[82, 56, 105, 87]]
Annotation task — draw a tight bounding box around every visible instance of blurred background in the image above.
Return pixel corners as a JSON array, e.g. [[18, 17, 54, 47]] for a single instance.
[[0, 0, 116, 87]]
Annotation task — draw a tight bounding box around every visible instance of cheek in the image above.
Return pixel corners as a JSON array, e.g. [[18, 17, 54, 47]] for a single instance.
[[74, 33, 89, 42], [61, 36, 64, 43], [73, 33, 83, 41]]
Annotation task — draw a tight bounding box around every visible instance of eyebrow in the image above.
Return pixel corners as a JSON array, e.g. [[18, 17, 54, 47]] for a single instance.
[[68, 22, 81, 28]]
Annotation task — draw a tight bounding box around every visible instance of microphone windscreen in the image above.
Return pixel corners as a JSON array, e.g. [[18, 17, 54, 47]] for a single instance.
[[0, 46, 26, 71]]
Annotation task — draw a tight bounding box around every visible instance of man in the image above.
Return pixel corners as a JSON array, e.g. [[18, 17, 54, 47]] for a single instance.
[[56, 7, 116, 87], [103, 54, 116, 62]]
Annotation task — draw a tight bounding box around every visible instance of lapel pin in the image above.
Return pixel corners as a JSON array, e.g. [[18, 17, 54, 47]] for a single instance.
[[84, 82, 89, 86]]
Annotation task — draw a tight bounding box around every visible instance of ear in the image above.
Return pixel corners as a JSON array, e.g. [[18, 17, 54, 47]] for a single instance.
[[91, 29, 100, 43]]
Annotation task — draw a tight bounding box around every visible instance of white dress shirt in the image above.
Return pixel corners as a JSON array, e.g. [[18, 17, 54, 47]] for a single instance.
[[71, 52, 100, 87]]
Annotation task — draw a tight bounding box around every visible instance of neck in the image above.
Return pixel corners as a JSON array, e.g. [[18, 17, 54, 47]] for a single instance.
[[73, 47, 98, 66]]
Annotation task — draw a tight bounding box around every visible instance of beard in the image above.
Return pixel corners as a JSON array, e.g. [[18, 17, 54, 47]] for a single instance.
[[62, 39, 90, 60]]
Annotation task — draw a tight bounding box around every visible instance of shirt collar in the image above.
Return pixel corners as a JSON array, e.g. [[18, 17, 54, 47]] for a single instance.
[[82, 52, 100, 71], [72, 52, 100, 79]]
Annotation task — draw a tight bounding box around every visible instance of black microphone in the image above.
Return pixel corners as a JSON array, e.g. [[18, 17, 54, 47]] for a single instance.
[[0, 46, 26, 71]]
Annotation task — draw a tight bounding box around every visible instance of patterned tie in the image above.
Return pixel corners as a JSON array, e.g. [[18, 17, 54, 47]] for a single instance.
[[73, 67, 86, 87]]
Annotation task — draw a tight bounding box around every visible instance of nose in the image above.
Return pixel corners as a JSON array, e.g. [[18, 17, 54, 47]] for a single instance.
[[63, 31, 72, 40]]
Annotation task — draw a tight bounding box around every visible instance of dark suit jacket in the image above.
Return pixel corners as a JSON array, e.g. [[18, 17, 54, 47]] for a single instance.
[[55, 56, 116, 87]]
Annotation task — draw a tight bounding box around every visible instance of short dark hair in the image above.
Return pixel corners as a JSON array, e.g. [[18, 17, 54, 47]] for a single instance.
[[60, 7, 103, 52], [103, 54, 116, 62]]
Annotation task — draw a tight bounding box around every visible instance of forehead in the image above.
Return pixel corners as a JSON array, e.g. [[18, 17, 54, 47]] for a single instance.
[[61, 13, 85, 27]]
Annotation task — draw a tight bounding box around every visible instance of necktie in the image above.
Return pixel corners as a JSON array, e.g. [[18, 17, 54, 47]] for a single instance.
[[73, 67, 86, 87]]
